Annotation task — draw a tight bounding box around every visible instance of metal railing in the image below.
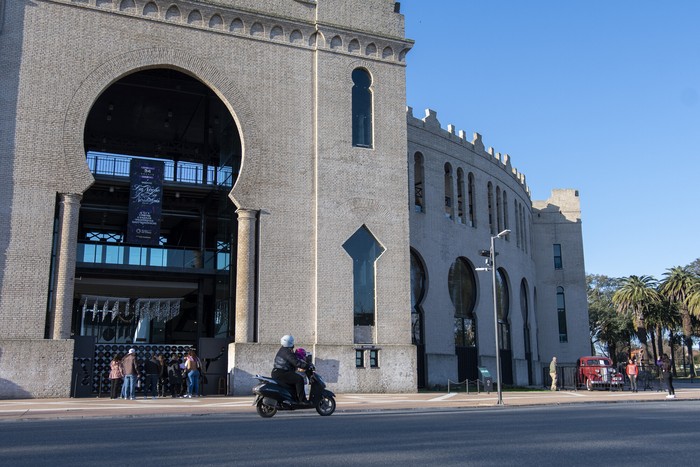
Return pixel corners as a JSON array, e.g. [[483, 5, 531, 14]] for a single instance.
[[447, 379, 486, 394], [77, 241, 229, 270], [86, 152, 234, 187]]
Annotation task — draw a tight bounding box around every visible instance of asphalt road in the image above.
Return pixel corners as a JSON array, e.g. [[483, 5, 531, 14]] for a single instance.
[[0, 401, 696, 466]]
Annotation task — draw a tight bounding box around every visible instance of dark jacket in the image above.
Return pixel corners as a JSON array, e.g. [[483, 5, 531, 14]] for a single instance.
[[145, 357, 161, 376], [272, 347, 306, 373]]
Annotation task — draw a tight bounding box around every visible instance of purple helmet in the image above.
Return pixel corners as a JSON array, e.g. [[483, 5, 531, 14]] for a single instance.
[[295, 348, 306, 360]]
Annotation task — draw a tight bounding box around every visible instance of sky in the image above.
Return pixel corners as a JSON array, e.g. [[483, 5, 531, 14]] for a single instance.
[[400, 0, 700, 280]]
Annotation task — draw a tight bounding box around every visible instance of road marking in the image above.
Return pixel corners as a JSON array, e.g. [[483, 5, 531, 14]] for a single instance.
[[429, 393, 458, 402]]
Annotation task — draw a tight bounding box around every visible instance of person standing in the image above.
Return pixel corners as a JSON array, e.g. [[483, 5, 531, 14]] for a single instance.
[[121, 348, 140, 400], [157, 354, 167, 397], [184, 349, 201, 398], [108, 354, 123, 399], [167, 354, 183, 398], [660, 354, 675, 399], [144, 354, 161, 399], [626, 358, 639, 392], [549, 357, 558, 391]]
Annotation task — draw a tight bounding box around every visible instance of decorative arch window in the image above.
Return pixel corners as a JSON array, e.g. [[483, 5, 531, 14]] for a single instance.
[[496, 186, 503, 233], [444, 163, 454, 220], [468, 172, 476, 227], [496, 268, 510, 350], [343, 225, 384, 343], [520, 280, 530, 350], [487, 182, 495, 234], [410, 249, 426, 345], [352, 68, 373, 148], [521, 279, 533, 385], [449, 257, 477, 347], [414, 152, 425, 213], [514, 201, 520, 248], [557, 286, 568, 343], [456, 168, 466, 224], [502, 190, 509, 234]]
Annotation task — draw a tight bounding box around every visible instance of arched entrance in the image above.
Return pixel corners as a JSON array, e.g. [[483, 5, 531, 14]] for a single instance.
[[449, 257, 478, 383], [70, 68, 241, 394]]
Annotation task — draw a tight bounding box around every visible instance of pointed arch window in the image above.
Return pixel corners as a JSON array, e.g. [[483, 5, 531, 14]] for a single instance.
[[343, 226, 384, 343], [352, 68, 373, 148], [457, 168, 466, 224], [444, 163, 454, 220], [487, 182, 495, 234], [449, 257, 477, 347], [414, 152, 425, 213], [468, 172, 476, 227]]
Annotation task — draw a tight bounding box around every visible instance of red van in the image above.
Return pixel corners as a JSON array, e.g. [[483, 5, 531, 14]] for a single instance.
[[576, 356, 625, 391]]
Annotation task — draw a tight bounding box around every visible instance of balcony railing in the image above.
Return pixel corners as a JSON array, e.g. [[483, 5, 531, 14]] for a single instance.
[[86, 152, 234, 187], [77, 241, 230, 271]]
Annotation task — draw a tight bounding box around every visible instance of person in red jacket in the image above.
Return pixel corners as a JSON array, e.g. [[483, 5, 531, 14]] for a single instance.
[[626, 358, 639, 393]]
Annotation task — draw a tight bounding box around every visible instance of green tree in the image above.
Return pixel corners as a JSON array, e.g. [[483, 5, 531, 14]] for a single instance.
[[659, 266, 699, 377], [686, 258, 700, 276], [612, 275, 661, 359], [645, 298, 680, 362], [587, 274, 633, 361]]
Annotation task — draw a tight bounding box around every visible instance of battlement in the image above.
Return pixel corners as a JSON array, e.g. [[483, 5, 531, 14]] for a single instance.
[[406, 107, 530, 197]]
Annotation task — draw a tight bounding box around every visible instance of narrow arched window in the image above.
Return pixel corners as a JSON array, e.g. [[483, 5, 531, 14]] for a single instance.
[[410, 249, 427, 345], [557, 286, 568, 343], [414, 152, 425, 213], [487, 182, 495, 234], [468, 172, 476, 227], [456, 168, 465, 224], [444, 163, 454, 220], [496, 186, 503, 233], [502, 190, 509, 236], [496, 268, 510, 350], [352, 68, 373, 148]]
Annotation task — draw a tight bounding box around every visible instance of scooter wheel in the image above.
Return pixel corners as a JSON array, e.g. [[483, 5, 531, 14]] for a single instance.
[[315, 395, 336, 416], [256, 399, 277, 418]]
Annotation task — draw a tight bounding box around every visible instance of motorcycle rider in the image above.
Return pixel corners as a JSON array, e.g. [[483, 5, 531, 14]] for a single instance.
[[272, 335, 311, 405]]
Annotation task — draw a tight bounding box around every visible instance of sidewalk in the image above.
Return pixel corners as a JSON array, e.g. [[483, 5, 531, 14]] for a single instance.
[[2, 383, 698, 421]]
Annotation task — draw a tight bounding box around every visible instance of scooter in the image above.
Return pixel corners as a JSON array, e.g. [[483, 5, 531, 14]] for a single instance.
[[252, 354, 336, 418]]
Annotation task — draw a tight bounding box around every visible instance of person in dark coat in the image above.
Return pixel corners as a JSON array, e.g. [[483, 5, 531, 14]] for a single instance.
[[660, 354, 675, 398], [144, 355, 161, 399], [271, 334, 310, 405], [167, 355, 183, 398]]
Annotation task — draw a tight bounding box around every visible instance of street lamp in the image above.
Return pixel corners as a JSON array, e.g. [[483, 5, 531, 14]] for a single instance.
[[477, 228, 510, 405]]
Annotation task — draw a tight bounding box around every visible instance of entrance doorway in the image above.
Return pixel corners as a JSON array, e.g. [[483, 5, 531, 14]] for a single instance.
[[72, 68, 242, 347]]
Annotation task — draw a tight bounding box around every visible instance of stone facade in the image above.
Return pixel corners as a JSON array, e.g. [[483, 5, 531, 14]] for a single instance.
[[408, 109, 589, 387], [0, 0, 588, 398]]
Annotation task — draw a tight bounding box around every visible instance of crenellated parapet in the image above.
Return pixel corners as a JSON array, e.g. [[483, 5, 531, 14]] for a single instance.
[[407, 106, 530, 197], [51, 0, 412, 63]]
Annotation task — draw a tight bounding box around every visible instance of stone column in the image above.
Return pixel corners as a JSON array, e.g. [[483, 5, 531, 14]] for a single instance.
[[53, 193, 82, 340], [234, 208, 258, 342]]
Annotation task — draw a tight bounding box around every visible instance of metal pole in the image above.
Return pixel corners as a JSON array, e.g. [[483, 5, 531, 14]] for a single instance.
[[491, 235, 504, 405]]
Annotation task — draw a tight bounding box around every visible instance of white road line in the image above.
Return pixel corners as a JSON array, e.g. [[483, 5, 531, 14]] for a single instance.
[[429, 393, 459, 402]]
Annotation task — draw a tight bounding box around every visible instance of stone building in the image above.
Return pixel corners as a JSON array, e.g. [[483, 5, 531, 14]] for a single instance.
[[407, 108, 588, 389], [0, 0, 589, 398]]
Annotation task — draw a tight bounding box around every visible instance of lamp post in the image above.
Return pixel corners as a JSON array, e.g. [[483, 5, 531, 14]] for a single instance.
[[478, 229, 510, 406]]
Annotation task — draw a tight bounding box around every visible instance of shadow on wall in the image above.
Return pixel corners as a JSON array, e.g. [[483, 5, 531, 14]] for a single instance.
[[0, 1, 26, 330], [231, 358, 341, 395], [0, 347, 34, 399]]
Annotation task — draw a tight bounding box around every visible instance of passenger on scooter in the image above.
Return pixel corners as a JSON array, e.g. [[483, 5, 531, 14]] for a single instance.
[[272, 335, 311, 405]]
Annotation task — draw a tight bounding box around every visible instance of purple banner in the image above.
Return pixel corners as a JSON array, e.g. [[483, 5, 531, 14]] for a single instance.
[[126, 159, 164, 245]]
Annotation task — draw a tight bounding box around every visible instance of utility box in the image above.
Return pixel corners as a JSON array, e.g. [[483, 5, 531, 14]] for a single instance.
[[478, 367, 493, 393]]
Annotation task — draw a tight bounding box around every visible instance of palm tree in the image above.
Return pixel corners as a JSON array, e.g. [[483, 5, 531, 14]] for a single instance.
[[659, 266, 699, 377], [612, 275, 661, 362]]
